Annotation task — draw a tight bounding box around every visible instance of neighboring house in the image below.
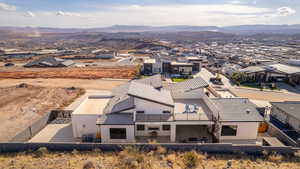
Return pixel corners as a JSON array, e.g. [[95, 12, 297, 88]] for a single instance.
[[271, 101, 300, 134], [233, 63, 300, 84], [72, 75, 264, 144], [222, 64, 241, 76], [142, 56, 205, 76], [170, 62, 193, 75], [92, 49, 116, 59], [239, 66, 267, 82], [24, 56, 75, 67], [142, 59, 162, 75]]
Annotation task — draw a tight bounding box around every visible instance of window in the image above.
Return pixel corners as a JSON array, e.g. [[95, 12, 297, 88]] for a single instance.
[[163, 110, 171, 114], [110, 128, 127, 139], [137, 125, 145, 131], [162, 125, 170, 131], [148, 127, 159, 131], [136, 111, 145, 114], [221, 125, 237, 136]]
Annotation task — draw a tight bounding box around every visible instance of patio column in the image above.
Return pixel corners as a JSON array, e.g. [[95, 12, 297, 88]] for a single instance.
[[170, 124, 176, 142]]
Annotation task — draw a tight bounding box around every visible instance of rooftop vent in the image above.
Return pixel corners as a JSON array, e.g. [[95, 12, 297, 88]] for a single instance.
[[246, 109, 251, 114]]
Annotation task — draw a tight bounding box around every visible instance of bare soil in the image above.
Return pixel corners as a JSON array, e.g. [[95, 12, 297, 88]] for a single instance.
[[0, 78, 128, 90], [0, 85, 83, 142], [0, 66, 138, 79]]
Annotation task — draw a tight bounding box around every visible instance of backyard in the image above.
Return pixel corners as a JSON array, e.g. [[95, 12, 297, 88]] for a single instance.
[[0, 147, 299, 169], [0, 85, 84, 142]]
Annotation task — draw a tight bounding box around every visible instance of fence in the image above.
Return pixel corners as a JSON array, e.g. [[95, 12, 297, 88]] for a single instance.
[[267, 122, 299, 147], [0, 142, 299, 154], [10, 110, 72, 142]]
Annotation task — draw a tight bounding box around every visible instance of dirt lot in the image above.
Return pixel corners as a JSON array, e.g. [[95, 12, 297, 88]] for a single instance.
[[0, 66, 138, 79], [0, 78, 128, 90], [231, 88, 300, 102], [0, 148, 299, 169], [0, 85, 84, 142]]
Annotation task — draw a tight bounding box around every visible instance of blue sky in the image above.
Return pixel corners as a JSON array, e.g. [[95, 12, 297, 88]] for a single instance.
[[0, 0, 299, 27]]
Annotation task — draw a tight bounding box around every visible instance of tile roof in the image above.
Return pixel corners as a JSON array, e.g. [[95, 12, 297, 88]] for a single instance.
[[133, 74, 163, 89], [212, 98, 264, 122], [271, 101, 300, 120], [167, 77, 208, 96], [267, 64, 300, 74], [128, 82, 174, 107], [96, 113, 134, 125], [24, 56, 74, 67]]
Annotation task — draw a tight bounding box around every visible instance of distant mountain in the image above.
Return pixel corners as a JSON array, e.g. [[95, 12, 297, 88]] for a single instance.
[[1, 24, 300, 35]]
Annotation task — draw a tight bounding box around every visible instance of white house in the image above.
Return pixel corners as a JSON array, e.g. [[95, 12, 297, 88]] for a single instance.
[[271, 101, 300, 134], [72, 75, 264, 144]]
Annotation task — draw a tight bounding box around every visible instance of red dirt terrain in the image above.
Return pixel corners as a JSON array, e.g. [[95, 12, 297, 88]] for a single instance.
[[0, 66, 138, 79]]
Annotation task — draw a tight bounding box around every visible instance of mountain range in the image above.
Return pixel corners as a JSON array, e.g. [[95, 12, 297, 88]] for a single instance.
[[1, 24, 300, 35]]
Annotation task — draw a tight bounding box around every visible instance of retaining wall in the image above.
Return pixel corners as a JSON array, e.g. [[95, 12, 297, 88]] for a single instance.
[[267, 122, 299, 147], [0, 142, 299, 154], [10, 110, 72, 142]]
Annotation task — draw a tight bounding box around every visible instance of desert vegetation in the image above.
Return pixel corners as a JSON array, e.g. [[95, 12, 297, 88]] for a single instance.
[[0, 146, 300, 169]]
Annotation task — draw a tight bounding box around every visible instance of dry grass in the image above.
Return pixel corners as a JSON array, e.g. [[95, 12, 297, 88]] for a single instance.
[[1, 147, 300, 169]]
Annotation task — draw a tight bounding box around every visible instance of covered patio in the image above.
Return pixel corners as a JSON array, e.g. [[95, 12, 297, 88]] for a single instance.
[[175, 125, 214, 143]]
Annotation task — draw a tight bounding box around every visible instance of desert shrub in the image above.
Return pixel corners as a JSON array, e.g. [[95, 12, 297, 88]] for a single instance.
[[82, 161, 94, 169], [156, 146, 167, 155], [182, 151, 200, 169], [117, 146, 144, 169], [262, 150, 269, 156], [33, 147, 49, 158], [268, 152, 283, 162], [294, 150, 300, 159]]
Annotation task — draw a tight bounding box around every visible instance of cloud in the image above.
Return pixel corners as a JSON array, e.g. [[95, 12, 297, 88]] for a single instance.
[[277, 7, 296, 16], [0, 2, 16, 11], [56, 11, 81, 17], [24, 11, 35, 17], [0, 4, 298, 28]]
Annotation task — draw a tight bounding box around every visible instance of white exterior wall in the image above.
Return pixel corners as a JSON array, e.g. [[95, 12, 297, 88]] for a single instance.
[[271, 107, 288, 124], [287, 117, 300, 132], [218, 122, 259, 141], [153, 62, 162, 74], [100, 125, 135, 143], [135, 123, 171, 136], [135, 98, 173, 114], [72, 114, 99, 138]]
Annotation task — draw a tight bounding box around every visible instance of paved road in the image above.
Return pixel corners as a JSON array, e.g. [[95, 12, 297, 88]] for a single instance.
[[231, 87, 300, 102]]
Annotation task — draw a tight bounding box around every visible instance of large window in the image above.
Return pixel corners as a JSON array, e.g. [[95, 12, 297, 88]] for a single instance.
[[221, 125, 237, 136], [110, 128, 127, 139], [136, 125, 145, 131], [162, 125, 170, 131]]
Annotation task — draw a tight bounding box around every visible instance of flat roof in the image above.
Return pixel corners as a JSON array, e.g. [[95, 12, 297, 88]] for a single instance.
[[174, 99, 212, 121], [73, 97, 110, 115], [171, 62, 193, 66], [144, 59, 156, 64]]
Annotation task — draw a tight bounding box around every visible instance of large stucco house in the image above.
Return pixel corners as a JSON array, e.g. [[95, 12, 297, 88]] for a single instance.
[[72, 75, 264, 144]]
